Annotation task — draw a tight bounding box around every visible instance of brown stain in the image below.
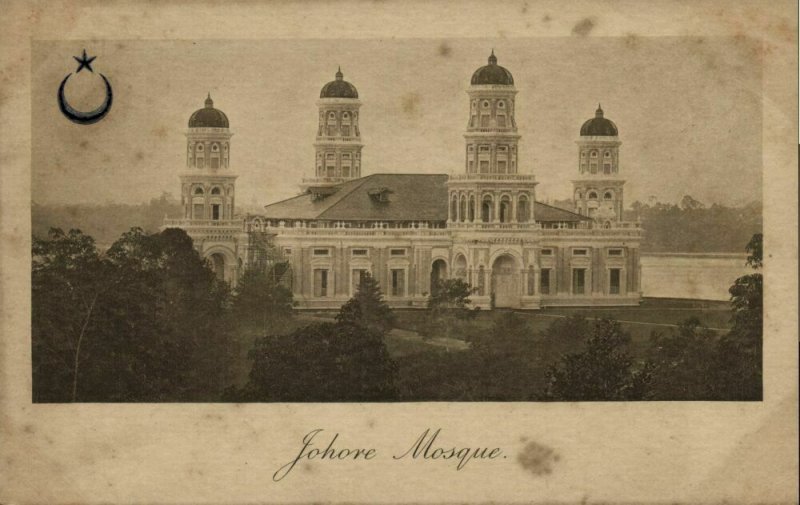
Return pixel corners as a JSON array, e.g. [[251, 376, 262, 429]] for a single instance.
[[134, 151, 145, 161], [624, 33, 640, 50], [438, 42, 452, 58], [367, 418, 376, 429], [79, 140, 89, 149], [400, 93, 421, 117], [22, 423, 35, 434], [520, 1, 528, 14], [572, 17, 595, 36], [517, 440, 560, 476]]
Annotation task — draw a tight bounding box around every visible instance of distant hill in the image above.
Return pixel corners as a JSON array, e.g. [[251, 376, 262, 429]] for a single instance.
[[32, 193, 182, 249]]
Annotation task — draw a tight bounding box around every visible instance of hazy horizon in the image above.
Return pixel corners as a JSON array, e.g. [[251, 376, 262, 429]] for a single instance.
[[32, 37, 763, 208]]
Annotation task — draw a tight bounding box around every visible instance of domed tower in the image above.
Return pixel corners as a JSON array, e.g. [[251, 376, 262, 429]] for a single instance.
[[447, 51, 536, 226], [303, 68, 363, 190], [573, 104, 624, 224], [182, 94, 236, 221]]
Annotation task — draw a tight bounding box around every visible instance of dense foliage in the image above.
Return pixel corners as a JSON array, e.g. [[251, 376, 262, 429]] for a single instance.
[[233, 273, 398, 401], [33, 227, 234, 402]]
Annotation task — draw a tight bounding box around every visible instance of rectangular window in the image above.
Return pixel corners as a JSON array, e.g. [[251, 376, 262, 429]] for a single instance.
[[479, 160, 489, 173], [497, 160, 507, 173], [497, 115, 506, 127], [341, 126, 350, 136], [342, 166, 351, 177], [540, 248, 553, 256], [282, 247, 292, 256], [590, 162, 597, 174], [609, 268, 621, 295], [352, 269, 367, 293], [211, 204, 220, 220], [572, 268, 586, 295], [573, 248, 588, 256], [480, 115, 489, 127], [390, 248, 406, 256], [193, 204, 204, 219], [391, 269, 405, 297], [603, 163, 612, 174], [314, 269, 329, 297], [210, 158, 220, 169], [468, 160, 474, 172], [608, 248, 623, 257], [351, 248, 368, 257], [540, 269, 551, 295], [313, 248, 330, 257]]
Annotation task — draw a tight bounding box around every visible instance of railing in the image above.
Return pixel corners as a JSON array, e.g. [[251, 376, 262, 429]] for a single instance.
[[447, 222, 542, 230], [163, 218, 244, 229], [448, 173, 536, 182], [315, 136, 360, 142], [250, 226, 452, 238], [301, 177, 348, 184], [466, 127, 518, 133]]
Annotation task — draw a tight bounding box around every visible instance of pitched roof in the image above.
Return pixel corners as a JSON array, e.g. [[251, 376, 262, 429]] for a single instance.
[[262, 173, 590, 223]]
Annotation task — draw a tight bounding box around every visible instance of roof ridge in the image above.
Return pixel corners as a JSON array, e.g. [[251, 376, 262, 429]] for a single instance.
[[315, 175, 376, 217]]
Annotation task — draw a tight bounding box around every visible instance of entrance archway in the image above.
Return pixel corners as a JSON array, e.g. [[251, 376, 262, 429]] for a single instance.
[[453, 254, 468, 281], [209, 253, 226, 282], [491, 254, 519, 308], [430, 259, 448, 293]]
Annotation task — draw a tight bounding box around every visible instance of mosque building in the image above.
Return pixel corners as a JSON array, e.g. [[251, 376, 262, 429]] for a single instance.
[[164, 52, 643, 309]]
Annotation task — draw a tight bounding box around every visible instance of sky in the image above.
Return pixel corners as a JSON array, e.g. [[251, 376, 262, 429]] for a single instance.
[[31, 37, 763, 208]]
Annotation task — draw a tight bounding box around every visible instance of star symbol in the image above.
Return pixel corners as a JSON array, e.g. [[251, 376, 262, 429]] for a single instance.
[[73, 49, 97, 73]]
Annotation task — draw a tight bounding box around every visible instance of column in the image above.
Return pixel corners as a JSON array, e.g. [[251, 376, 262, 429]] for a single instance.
[[511, 192, 518, 223], [493, 193, 500, 223]]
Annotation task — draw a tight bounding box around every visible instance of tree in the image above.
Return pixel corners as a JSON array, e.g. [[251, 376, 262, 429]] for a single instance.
[[428, 278, 475, 311], [232, 262, 294, 335], [711, 232, 763, 400], [32, 226, 235, 402], [236, 321, 398, 402], [645, 318, 718, 400], [336, 272, 395, 335], [546, 319, 648, 401], [32, 228, 114, 402], [424, 278, 477, 339]]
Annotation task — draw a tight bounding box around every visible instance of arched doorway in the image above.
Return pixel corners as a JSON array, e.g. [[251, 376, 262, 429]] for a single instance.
[[209, 253, 226, 282], [453, 254, 467, 281], [491, 254, 519, 308], [430, 259, 448, 293]]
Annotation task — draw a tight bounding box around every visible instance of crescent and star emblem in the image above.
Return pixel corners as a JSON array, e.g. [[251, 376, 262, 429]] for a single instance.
[[57, 49, 113, 125]]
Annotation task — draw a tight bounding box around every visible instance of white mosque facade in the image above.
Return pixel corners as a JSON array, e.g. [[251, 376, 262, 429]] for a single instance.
[[164, 53, 644, 310]]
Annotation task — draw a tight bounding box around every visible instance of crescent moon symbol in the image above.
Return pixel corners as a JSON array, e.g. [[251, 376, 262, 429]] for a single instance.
[[57, 72, 113, 125]]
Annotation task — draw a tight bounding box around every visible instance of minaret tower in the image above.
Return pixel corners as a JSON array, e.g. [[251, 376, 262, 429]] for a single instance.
[[573, 105, 624, 225], [302, 68, 363, 191], [446, 51, 537, 226], [181, 94, 236, 222]]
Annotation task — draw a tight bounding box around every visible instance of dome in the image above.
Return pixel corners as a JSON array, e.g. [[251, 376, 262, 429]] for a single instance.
[[320, 68, 359, 99], [580, 105, 618, 136], [470, 50, 514, 86], [188, 94, 229, 128]]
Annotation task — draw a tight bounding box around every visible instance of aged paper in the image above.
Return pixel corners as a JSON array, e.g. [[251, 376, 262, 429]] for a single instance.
[[1, 0, 797, 503]]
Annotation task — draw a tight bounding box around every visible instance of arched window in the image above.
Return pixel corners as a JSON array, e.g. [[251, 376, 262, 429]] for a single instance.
[[517, 195, 529, 222], [499, 195, 512, 223], [450, 196, 458, 221], [459, 195, 467, 223], [468, 196, 476, 222], [590, 150, 597, 158], [223, 143, 228, 152], [342, 112, 350, 120], [211, 143, 219, 152], [604, 191, 614, 200], [581, 151, 586, 158], [194, 187, 204, 195], [328, 112, 336, 120], [211, 187, 222, 195], [604, 151, 611, 158], [588, 191, 598, 200], [481, 195, 493, 222], [196, 144, 204, 152], [482, 100, 490, 108], [497, 100, 505, 109]]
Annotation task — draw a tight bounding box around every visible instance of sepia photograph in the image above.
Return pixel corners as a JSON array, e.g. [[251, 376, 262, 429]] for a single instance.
[[31, 37, 763, 403], [1, 1, 796, 504]]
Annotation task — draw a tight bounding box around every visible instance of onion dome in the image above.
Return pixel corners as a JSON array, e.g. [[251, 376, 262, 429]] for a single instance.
[[580, 104, 618, 136], [470, 50, 514, 86], [188, 94, 229, 128], [320, 67, 359, 99]]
